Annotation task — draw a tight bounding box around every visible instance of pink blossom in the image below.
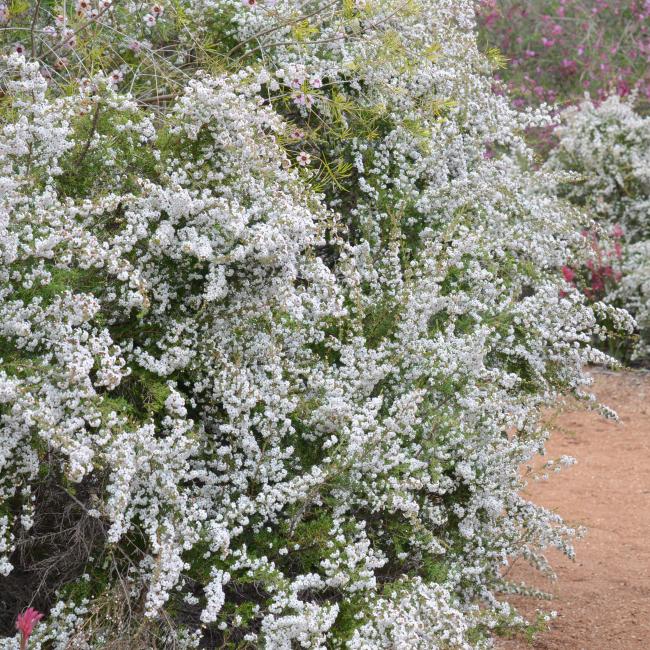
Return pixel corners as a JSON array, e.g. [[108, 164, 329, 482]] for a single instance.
[[617, 79, 631, 96], [591, 276, 604, 292], [484, 11, 499, 28], [561, 58, 578, 74], [562, 265, 576, 283], [16, 608, 43, 649]]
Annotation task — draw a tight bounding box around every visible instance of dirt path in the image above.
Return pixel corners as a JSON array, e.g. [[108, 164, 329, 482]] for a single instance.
[[497, 369, 650, 650]]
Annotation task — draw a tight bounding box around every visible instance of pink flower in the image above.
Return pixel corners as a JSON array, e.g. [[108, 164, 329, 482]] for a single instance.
[[484, 11, 499, 28], [614, 241, 623, 259], [16, 608, 43, 649], [562, 265, 576, 283], [611, 223, 625, 239], [617, 79, 631, 96], [561, 58, 577, 74], [591, 276, 604, 292]]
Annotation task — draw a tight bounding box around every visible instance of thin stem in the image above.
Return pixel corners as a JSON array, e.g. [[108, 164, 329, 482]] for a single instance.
[[75, 102, 101, 168], [30, 0, 42, 59]]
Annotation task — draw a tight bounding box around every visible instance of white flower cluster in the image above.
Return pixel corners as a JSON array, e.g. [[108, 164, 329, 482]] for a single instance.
[[547, 94, 650, 356], [348, 578, 477, 650], [0, 1, 616, 648], [547, 95, 650, 241], [617, 241, 650, 357]]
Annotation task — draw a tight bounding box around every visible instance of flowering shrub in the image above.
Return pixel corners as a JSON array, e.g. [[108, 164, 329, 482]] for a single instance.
[[562, 230, 624, 301], [477, 0, 650, 109], [617, 241, 650, 356], [547, 95, 650, 239], [0, 1, 633, 648], [477, 0, 650, 357], [547, 94, 650, 359]]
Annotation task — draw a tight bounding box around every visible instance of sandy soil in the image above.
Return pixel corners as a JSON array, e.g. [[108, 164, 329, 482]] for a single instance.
[[496, 369, 650, 650]]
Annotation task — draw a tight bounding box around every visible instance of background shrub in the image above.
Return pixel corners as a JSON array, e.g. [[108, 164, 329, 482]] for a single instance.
[[477, 0, 650, 110], [547, 94, 650, 360]]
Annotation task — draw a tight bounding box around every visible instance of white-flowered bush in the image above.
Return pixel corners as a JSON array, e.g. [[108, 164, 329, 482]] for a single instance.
[[0, 2, 632, 648], [547, 95, 650, 241], [547, 95, 650, 358], [617, 241, 650, 358]]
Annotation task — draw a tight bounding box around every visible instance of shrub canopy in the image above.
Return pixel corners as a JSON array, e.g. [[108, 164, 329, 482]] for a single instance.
[[0, 1, 632, 648]]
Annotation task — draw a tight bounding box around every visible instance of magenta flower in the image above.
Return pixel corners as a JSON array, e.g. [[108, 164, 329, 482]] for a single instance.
[[484, 11, 499, 28], [16, 608, 43, 650], [562, 265, 576, 283]]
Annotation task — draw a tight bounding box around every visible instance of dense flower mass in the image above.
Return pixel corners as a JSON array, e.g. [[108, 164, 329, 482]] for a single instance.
[[0, 2, 633, 648], [547, 95, 650, 358], [548, 95, 650, 241]]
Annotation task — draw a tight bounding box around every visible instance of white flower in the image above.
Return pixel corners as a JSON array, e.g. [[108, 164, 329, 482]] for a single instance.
[[296, 151, 311, 166]]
